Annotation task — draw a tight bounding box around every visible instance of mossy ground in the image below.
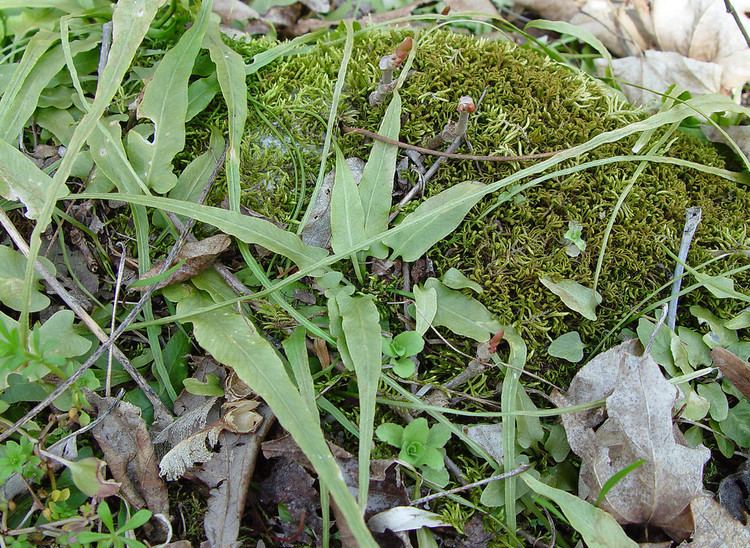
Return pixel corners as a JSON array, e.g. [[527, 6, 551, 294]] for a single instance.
[[186, 28, 750, 390]]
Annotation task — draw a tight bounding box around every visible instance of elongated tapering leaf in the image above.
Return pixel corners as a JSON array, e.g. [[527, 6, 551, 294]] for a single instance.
[[424, 278, 499, 342], [521, 474, 637, 548], [384, 181, 486, 262], [282, 327, 318, 419], [88, 116, 150, 195], [176, 292, 376, 546], [170, 129, 225, 202], [337, 293, 381, 511], [413, 285, 437, 336], [359, 92, 401, 258], [81, 192, 328, 272], [331, 148, 367, 255], [0, 140, 67, 219], [126, 0, 212, 193], [205, 21, 247, 210]]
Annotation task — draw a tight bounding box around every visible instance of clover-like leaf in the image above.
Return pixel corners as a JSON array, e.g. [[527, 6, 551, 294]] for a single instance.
[[392, 357, 416, 378], [376, 423, 404, 448], [392, 331, 424, 357]]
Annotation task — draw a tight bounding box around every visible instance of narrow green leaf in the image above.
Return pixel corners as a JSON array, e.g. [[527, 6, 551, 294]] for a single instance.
[[358, 92, 401, 258], [424, 278, 500, 342], [79, 192, 329, 273], [498, 326, 526, 535], [337, 293, 382, 511], [441, 267, 483, 293], [331, 148, 367, 256], [540, 277, 602, 321], [0, 140, 68, 219], [282, 327, 318, 419], [126, 0, 212, 193], [413, 285, 437, 336], [88, 116, 150, 195], [548, 331, 584, 363], [0, 30, 57, 142], [595, 460, 646, 507], [521, 474, 637, 548], [186, 74, 220, 121], [205, 20, 247, 210], [525, 20, 612, 66], [171, 129, 225, 202], [384, 181, 486, 262], [176, 292, 376, 546]]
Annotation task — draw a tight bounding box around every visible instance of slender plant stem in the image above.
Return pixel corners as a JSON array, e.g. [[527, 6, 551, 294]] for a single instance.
[[412, 465, 530, 506], [667, 207, 702, 329], [724, 0, 750, 49]]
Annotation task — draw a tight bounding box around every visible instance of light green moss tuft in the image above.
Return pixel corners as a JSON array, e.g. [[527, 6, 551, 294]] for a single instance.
[[189, 28, 750, 385]]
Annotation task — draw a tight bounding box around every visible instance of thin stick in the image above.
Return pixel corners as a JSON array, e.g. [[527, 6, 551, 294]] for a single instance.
[[667, 207, 701, 330], [0, 210, 172, 428], [724, 0, 750, 49], [411, 464, 530, 506], [343, 125, 559, 162], [106, 244, 127, 396], [0, 148, 225, 443]]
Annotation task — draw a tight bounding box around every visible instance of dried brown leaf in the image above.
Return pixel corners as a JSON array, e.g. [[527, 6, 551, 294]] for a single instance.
[[88, 395, 169, 516], [213, 0, 259, 24], [195, 404, 275, 548], [133, 234, 231, 291], [444, 0, 499, 17], [552, 340, 711, 534], [712, 347, 750, 399], [680, 495, 750, 546]]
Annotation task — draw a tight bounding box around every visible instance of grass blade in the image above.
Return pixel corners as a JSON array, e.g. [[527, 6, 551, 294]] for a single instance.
[[126, 0, 212, 193], [81, 192, 328, 272], [176, 292, 376, 546], [337, 293, 382, 512]]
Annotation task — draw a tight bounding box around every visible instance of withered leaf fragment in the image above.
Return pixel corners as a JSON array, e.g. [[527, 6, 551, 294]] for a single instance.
[[712, 347, 750, 399], [551, 340, 710, 535]]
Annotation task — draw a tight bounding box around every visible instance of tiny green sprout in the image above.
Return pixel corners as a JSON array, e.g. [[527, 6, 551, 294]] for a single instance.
[[0, 437, 42, 484], [564, 220, 586, 257], [376, 418, 451, 487], [70, 501, 152, 548], [382, 331, 424, 378]]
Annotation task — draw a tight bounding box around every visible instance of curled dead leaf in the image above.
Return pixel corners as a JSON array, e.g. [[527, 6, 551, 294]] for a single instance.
[[712, 347, 750, 399]]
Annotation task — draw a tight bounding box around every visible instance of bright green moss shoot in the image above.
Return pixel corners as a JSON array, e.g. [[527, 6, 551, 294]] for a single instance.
[[185, 28, 750, 386]]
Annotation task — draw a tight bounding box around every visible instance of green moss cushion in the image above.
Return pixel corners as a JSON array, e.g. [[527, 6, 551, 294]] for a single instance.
[[188, 29, 750, 384]]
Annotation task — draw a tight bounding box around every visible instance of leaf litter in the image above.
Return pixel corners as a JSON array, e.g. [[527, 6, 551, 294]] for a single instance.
[[551, 340, 711, 538]]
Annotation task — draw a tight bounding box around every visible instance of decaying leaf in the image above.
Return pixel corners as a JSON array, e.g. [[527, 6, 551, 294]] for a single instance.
[[368, 507, 450, 533], [159, 423, 223, 481], [213, 0, 259, 24], [719, 465, 750, 523], [463, 423, 504, 463], [702, 125, 750, 164], [712, 347, 750, 399], [195, 404, 275, 548], [518, 0, 750, 106], [551, 340, 710, 535], [133, 234, 231, 291], [89, 394, 169, 516], [444, 0, 499, 17], [680, 495, 750, 546]]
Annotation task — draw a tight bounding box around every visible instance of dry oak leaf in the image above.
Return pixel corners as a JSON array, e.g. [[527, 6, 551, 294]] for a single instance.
[[680, 495, 750, 547], [551, 340, 710, 533]]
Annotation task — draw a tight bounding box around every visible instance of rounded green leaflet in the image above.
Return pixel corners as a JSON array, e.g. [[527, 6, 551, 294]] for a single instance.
[[548, 331, 585, 363]]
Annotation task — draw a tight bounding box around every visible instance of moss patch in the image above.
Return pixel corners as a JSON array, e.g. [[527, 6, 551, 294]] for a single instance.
[[188, 28, 750, 386]]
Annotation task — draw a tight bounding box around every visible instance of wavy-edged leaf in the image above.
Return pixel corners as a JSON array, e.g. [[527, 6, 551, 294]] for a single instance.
[[521, 474, 637, 548], [442, 267, 482, 293], [175, 291, 375, 546], [205, 20, 247, 209], [0, 245, 54, 312], [337, 293, 381, 511], [358, 92, 401, 258], [385, 181, 485, 262], [126, 0, 212, 193], [424, 278, 499, 342], [79, 192, 329, 273], [331, 148, 367, 255], [0, 140, 67, 219]]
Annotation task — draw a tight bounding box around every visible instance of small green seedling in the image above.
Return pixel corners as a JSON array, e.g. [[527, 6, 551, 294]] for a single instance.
[[382, 331, 424, 377], [71, 501, 152, 548], [0, 437, 43, 485], [564, 220, 586, 257], [376, 417, 451, 486]]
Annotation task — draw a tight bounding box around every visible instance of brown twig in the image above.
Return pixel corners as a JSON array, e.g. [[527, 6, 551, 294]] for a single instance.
[[342, 125, 560, 162]]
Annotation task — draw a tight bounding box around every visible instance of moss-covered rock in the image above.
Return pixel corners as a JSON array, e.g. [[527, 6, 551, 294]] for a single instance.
[[188, 28, 750, 385]]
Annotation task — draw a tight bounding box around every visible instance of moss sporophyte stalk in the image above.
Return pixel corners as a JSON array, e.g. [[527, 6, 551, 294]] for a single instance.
[[184, 29, 750, 385]]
